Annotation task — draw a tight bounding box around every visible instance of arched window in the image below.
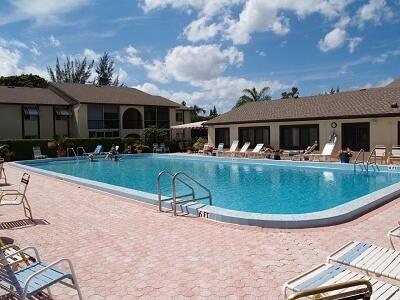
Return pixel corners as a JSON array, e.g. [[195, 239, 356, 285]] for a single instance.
[[123, 108, 143, 129]]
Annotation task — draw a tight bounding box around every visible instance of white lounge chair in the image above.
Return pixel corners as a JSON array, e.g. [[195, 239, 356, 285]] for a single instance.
[[309, 142, 336, 162], [0, 158, 6, 184], [388, 146, 400, 164], [246, 144, 264, 158], [283, 262, 399, 299], [0, 173, 32, 220], [153, 143, 161, 153], [0, 246, 83, 299], [212, 143, 224, 156], [292, 142, 318, 161], [32, 147, 47, 160], [234, 142, 251, 157], [373, 145, 387, 164], [220, 140, 238, 157], [198, 143, 209, 154], [327, 240, 400, 282]]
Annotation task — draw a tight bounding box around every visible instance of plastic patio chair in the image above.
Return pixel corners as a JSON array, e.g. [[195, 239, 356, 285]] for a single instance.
[[212, 143, 224, 156], [0, 173, 33, 220], [0, 158, 6, 184], [32, 147, 47, 160], [0, 246, 83, 300]]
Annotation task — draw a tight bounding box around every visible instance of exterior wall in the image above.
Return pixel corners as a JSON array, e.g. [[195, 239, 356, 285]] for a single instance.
[[55, 118, 69, 137], [120, 105, 144, 138], [208, 116, 400, 154], [170, 108, 192, 140], [74, 104, 89, 138], [39, 106, 54, 139], [0, 104, 22, 139]]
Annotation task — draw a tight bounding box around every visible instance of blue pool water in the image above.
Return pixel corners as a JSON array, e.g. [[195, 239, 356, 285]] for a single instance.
[[26, 155, 400, 214]]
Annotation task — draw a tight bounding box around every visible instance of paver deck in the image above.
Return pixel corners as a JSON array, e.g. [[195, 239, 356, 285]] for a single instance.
[[1, 164, 400, 299]]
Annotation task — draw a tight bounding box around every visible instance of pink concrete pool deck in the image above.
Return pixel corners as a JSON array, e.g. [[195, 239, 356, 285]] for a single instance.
[[1, 164, 400, 299]]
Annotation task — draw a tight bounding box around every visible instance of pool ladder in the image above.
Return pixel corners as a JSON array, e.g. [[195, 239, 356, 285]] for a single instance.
[[353, 148, 380, 173], [157, 171, 212, 216], [66, 147, 87, 161]]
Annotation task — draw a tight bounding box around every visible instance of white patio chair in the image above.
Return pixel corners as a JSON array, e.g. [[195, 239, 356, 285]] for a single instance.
[[388, 146, 400, 164], [0, 173, 32, 220], [234, 142, 251, 157], [309, 142, 336, 162], [246, 143, 264, 158], [212, 143, 224, 156], [220, 140, 238, 157], [0, 158, 7, 184], [160, 143, 170, 153], [373, 145, 387, 164], [0, 246, 83, 300], [292, 142, 318, 161], [198, 143, 209, 154], [32, 147, 47, 160], [283, 262, 397, 300]]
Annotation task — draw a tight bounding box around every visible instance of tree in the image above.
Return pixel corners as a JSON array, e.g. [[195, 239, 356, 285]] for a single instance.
[[94, 52, 122, 86], [235, 87, 271, 108], [0, 74, 47, 88], [209, 106, 218, 117], [47, 56, 94, 84], [281, 86, 299, 99], [143, 126, 168, 145]]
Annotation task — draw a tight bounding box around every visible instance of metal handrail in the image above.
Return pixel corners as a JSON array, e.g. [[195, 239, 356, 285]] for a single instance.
[[287, 279, 372, 300], [172, 171, 212, 216], [66, 147, 78, 160], [353, 149, 366, 172], [366, 147, 380, 172], [76, 147, 87, 156], [157, 171, 195, 212]]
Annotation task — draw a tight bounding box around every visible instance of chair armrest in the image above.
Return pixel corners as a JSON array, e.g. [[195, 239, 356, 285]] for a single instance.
[[5, 246, 41, 262], [0, 191, 22, 202], [388, 225, 400, 237], [22, 258, 76, 296]]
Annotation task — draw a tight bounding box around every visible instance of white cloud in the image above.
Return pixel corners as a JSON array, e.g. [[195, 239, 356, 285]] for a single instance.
[[348, 37, 362, 53], [0, 0, 92, 26], [49, 35, 61, 47], [0, 47, 21, 76], [352, 77, 395, 90], [23, 65, 49, 79], [183, 17, 222, 42], [0, 37, 28, 49], [116, 67, 128, 83], [83, 48, 101, 61], [125, 45, 144, 66], [355, 0, 394, 27], [318, 28, 347, 52], [144, 59, 169, 83], [223, 0, 352, 45], [374, 48, 400, 63], [256, 50, 267, 57]]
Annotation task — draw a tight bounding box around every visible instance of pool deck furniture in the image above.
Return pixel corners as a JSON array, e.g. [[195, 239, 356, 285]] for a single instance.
[[283, 262, 399, 299], [292, 142, 318, 161], [32, 147, 47, 160], [0, 158, 6, 184], [309, 141, 336, 162], [160, 143, 170, 153], [246, 144, 264, 158], [388, 225, 400, 249], [327, 241, 400, 282], [374, 145, 388, 164], [0, 246, 83, 300], [212, 143, 224, 156], [0, 238, 36, 269], [198, 144, 209, 154], [153, 143, 161, 153], [388, 146, 400, 164], [219, 140, 239, 157], [0, 172, 32, 220], [233, 142, 251, 157]]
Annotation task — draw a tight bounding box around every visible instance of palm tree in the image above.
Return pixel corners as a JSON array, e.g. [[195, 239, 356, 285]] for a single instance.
[[235, 87, 271, 108]]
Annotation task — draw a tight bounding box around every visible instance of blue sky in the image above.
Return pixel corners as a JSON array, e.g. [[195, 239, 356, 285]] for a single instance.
[[0, 0, 399, 113]]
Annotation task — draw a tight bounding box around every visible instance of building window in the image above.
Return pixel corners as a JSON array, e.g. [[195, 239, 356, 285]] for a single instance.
[[55, 107, 71, 121], [89, 131, 119, 138], [87, 104, 119, 130], [280, 125, 319, 150], [176, 111, 184, 123], [23, 105, 39, 120], [144, 106, 170, 128], [342, 122, 370, 151], [123, 108, 143, 129], [215, 128, 230, 147], [239, 126, 270, 148]]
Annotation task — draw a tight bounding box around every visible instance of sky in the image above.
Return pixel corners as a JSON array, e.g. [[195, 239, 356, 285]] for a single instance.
[[0, 0, 399, 113]]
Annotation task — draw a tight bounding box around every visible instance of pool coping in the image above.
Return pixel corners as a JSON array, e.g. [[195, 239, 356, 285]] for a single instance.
[[10, 154, 400, 229]]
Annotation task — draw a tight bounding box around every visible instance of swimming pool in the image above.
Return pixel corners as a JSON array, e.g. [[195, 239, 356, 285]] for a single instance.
[[13, 155, 400, 228]]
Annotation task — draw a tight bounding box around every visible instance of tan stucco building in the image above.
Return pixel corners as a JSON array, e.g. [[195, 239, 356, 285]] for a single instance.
[[206, 79, 400, 155], [0, 83, 191, 140]]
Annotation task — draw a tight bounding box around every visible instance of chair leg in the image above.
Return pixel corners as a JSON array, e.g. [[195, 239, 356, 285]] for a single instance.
[[22, 196, 33, 220], [47, 287, 54, 299], [0, 169, 6, 184]]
